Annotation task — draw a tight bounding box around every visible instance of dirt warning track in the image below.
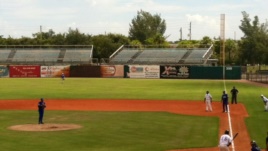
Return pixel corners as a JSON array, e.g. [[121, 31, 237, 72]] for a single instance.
[[0, 99, 251, 151]]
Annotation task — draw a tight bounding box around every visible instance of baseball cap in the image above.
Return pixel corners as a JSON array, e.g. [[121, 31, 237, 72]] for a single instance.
[[251, 140, 256, 145]]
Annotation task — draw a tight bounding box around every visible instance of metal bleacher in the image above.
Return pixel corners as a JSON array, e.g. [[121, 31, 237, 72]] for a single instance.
[[110, 48, 140, 64], [0, 45, 93, 65], [12, 49, 60, 62], [183, 45, 213, 64], [0, 49, 11, 62], [183, 49, 208, 64], [109, 45, 214, 65], [63, 48, 93, 62], [133, 48, 187, 64]]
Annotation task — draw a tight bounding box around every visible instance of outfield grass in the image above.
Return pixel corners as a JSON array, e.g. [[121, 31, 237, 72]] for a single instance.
[[0, 78, 245, 100], [0, 78, 268, 150]]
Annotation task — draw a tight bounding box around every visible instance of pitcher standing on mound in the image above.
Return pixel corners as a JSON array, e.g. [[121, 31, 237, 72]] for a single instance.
[[38, 98, 46, 124]]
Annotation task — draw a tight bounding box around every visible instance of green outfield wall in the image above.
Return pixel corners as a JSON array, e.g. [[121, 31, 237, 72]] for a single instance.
[[0, 65, 241, 79], [190, 66, 241, 79]]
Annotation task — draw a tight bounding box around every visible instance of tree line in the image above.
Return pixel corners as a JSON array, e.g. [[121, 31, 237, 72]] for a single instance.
[[0, 10, 267, 65]]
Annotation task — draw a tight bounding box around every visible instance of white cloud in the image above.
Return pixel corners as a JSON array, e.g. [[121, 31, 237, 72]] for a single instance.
[[186, 14, 218, 27], [85, 0, 97, 6], [1, 0, 268, 40]]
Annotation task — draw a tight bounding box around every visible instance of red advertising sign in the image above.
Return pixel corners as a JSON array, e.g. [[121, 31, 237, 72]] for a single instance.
[[9, 65, 41, 78]]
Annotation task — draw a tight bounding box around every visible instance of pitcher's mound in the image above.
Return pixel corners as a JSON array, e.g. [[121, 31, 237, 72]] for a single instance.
[[8, 124, 82, 131]]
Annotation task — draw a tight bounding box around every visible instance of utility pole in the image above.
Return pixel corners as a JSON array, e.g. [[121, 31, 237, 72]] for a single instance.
[[40, 25, 42, 40], [189, 22, 192, 40], [179, 27, 182, 41], [234, 31, 236, 40], [220, 14, 226, 78]]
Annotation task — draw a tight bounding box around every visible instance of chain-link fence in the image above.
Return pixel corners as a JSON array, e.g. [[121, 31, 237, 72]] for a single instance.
[[243, 65, 268, 83]]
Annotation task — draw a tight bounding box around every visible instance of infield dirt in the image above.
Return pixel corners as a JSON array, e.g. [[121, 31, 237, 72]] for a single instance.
[[0, 99, 253, 151]]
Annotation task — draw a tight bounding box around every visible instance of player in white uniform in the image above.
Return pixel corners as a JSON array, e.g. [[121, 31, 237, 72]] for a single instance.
[[204, 91, 213, 112], [261, 94, 268, 111], [219, 130, 232, 151]]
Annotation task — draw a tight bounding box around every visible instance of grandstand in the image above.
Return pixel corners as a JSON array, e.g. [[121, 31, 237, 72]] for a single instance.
[[1, 45, 217, 66], [0, 45, 94, 65], [109, 45, 216, 65]]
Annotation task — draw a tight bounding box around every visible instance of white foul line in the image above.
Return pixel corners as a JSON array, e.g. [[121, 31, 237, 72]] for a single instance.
[[227, 105, 235, 151], [223, 79, 235, 151]]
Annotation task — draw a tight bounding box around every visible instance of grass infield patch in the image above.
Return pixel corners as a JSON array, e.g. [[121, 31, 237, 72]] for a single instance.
[[0, 111, 218, 151]]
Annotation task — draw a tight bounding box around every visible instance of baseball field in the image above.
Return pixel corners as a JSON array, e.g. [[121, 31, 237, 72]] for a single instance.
[[0, 78, 267, 151]]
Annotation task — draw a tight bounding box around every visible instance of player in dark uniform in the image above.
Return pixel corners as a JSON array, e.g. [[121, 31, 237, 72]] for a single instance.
[[61, 73, 65, 80], [221, 91, 229, 113], [230, 86, 239, 104], [38, 98, 46, 124], [266, 132, 268, 151], [61, 73, 65, 84], [251, 140, 261, 151]]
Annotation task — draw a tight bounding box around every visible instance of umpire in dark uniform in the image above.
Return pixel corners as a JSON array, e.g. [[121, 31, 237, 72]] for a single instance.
[[38, 98, 46, 124], [230, 86, 239, 104]]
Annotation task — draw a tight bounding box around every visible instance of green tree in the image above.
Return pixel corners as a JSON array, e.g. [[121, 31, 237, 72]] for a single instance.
[[107, 33, 130, 45], [239, 11, 268, 64], [212, 38, 221, 59], [200, 36, 213, 48], [65, 28, 91, 45], [129, 10, 166, 44], [92, 33, 129, 59], [51, 33, 66, 45], [177, 40, 200, 48], [130, 40, 142, 46], [225, 39, 237, 64]]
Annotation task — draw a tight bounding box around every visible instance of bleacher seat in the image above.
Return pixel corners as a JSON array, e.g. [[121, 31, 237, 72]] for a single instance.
[[0, 46, 93, 65], [0, 49, 11, 61], [184, 49, 209, 64], [110, 49, 139, 64], [13, 49, 60, 62], [63, 49, 92, 62], [133, 48, 187, 64]]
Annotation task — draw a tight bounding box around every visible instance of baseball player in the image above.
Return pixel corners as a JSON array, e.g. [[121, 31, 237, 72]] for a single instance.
[[221, 91, 229, 113], [266, 132, 268, 151], [230, 86, 239, 104], [38, 98, 46, 124], [251, 140, 261, 151], [261, 94, 268, 111], [219, 130, 232, 151], [204, 91, 213, 112], [61, 73, 65, 80]]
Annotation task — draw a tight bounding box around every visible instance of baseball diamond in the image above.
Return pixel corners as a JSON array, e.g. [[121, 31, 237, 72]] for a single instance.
[[0, 99, 250, 151]]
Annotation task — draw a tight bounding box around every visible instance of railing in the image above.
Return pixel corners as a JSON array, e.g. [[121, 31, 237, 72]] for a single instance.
[[0, 45, 93, 49], [245, 73, 268, 83]]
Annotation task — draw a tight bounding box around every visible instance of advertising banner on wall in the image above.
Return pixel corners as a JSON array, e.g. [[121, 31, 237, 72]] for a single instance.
[[100, 65, 124, 78], [160, 65, 190, 79], [124, 65, 160, 78], [41, 66, 70, 78], [0, 65, 9, 77], [9, 65, 40, 78], [70, 65, 101, 77]]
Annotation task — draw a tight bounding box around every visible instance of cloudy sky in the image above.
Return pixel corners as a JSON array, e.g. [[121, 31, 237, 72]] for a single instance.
[[0, 0, 267, 41]]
